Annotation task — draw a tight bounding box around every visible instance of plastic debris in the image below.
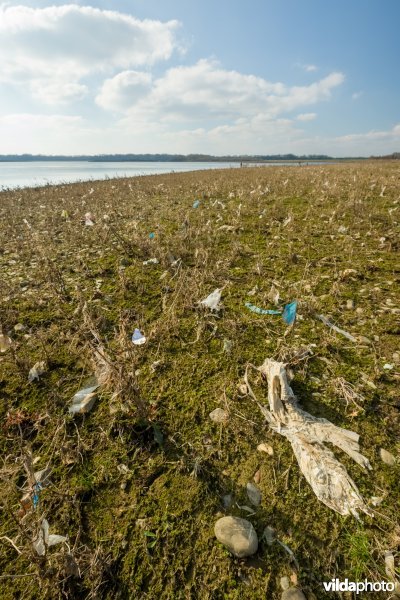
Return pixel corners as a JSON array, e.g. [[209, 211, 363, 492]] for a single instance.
[[149, 232, 155, 239], [385, 551, 396, 580], [143, 258, 159, 265], [28, 361, 47, 383], [193, 200, 200, 208], [132, 328, 146, 345], [245, 359, 373, 518], [33, 519, 67, 556], [200, 289, 222, 312], [0, 333, 12, 353], [84, 212, 95, 226], [383, 363, 394, 370], [223, 338, 233, 354], [245, 302, 281, 315], [69, 381, 99, 415], [283, 301, 297, 325], [317, 314, 358, 342]]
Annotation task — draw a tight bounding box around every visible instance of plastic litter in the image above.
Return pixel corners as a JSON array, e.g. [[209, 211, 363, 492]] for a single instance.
[[193, 200, 200, 208], [317, 314, 358, 342], [33, 519, 67, 556], [282, 301, 297, 325], [69, 382, 99, 415], [245, 359, 373, 518], [0, 333, 12, 353], [28, 361, 47, 382], [149, 232, 155, 239], [143, 258, 159, 265], [245, 302, 281, 315], [200, 289, 222, 312], [132, 328, 146, 345], [84, 212, 95, 226]]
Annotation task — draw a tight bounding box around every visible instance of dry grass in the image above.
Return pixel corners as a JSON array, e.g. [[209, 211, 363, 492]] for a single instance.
[[0, 161, 399, 599]]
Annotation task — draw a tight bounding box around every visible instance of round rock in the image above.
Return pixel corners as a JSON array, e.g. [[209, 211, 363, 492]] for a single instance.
[[214, 516, 258, 558], [281, 588, 307, 600]]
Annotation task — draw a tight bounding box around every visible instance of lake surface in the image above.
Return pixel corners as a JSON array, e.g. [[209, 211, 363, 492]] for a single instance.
[[0, 161, 243, 190]]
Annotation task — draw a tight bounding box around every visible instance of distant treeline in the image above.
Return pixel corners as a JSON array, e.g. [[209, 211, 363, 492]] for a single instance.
[[0, 153, 343, 162]]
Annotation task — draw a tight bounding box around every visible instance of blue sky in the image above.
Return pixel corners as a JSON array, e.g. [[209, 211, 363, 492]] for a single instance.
[[0, 0, 399, 156]]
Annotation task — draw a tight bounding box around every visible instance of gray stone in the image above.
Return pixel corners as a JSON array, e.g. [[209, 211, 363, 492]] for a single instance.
[[214, 516, 258, 558], [380, 448, 396, 466], [209, 408, 229, 423], [281, 588, 307, 600], [246, 482, 261, 506], [280, 576, 290, 591]]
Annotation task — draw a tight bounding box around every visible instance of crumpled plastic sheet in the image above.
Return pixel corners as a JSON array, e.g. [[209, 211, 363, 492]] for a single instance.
[[248, 359, 373, 518]]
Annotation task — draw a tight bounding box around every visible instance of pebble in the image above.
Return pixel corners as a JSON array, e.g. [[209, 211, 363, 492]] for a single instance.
[[257, 443, 274, 455], [280, 576, 290, 591], [222, 494, 233, 509], [346, 299, 354, 310], [246, 482, 261, 507], [14, 323, 25, 332], [383, 363, 394, 370], [209, 408, 229, 423], [380, 448, 396, 466], [281, 588, 307, 600], [214, 516, 258, 558]]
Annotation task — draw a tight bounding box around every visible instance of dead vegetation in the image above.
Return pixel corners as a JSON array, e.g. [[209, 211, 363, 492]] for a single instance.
[[0, 162, 399, 599]]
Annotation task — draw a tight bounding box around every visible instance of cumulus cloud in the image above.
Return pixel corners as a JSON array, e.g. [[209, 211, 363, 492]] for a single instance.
[[96, 71, 152, 111], [336, 123, 400, 142], [0, 4, 180, 103], [304, 64, 318, 72], [0, 113, 84, 152], [106, 60, 344, 124]]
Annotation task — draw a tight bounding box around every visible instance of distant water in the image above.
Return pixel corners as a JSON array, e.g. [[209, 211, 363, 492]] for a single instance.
[[0, 161, 244, 190]]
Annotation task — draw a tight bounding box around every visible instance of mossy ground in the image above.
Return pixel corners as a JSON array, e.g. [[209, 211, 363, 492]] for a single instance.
[[0, 162, 399, 599]]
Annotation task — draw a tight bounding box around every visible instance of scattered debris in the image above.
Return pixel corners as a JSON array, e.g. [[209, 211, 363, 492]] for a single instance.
[[200, 288, 222, 312], [385, 551, 396, 580], [13, 323, 25, 332], [282, 301, 297, 325], [0, 333, 12, 353], [214, 516, 258, 558], [317, 314, 358, 342], [33, 519, 67, 556], [245, 359, 373, 517], [69, 381, 98, 415], [223, 338, 233, 354], [149, 232, 155, 239], [132, 328, 146, 345], [143, 258, 159, 265], [84, 212, 95, 226], [245, 302, 281, 315], [193, 200, 200, 208], [383, 363, 394, 370], [28, 361, 47, 383], [281, 588, 306, 600]]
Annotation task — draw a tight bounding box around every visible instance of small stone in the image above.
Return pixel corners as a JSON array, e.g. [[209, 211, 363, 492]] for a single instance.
[[355, 307, 363, 314], [346, 299, 354, 310], [246, 482, 261, 507], [257, 443, 274, 456], [280, 576, 290, 591], [214, 516, 258, 558], [14, 323, 25, 332], [380, 448, 396, 466], [253, 470, 261, 484], [28, 361, 47, 382], [222, 494, 233, 509], [263, 526, 275, 545], [0, 334, 12, 353], [209, 408, 229, 423], [238, 383, 248, 395], [281, 588, 307, 600], [383, 363, 394, 370]]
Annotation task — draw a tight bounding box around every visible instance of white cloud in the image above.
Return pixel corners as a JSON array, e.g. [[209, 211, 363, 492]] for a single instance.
[[296, 113, 317, 121], [0, 113, 84, 152], [304, 64, 318, 72], [352, 91, 363, 100], [107, 60, 344, 124], [96, 71, 152, 111], [30, 80, 88, 104], [0, 4, 180, 103], [336, 123, 400, 143]]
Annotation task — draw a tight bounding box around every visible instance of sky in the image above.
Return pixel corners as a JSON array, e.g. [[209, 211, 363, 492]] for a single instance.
[[0, 0, 399, 157]]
